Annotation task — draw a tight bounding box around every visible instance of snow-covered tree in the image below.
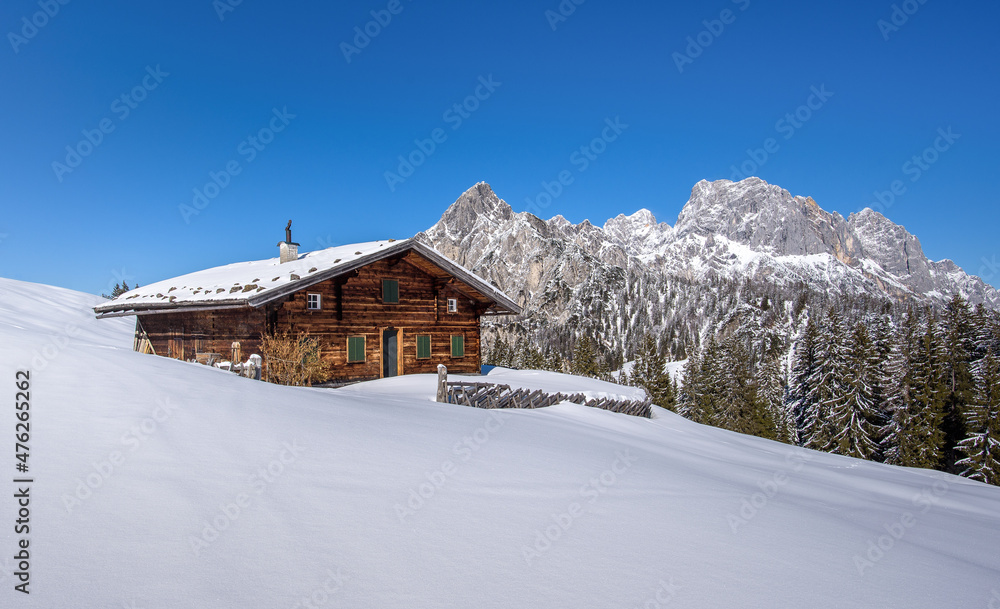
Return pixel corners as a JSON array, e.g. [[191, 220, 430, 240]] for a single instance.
[[956, 350, 1000, 485], [714, 336, 776, 440], [827, 322, 882, 459], [679, 337, 718, 425], [889, 309, 946, 469], [941, 294, 976, 468], [803, 308, 848, 452], [570, 335, 601, 378], [631, 333, 674, 410], [789, 317, 820, 444], [758, 354, 793, 443]]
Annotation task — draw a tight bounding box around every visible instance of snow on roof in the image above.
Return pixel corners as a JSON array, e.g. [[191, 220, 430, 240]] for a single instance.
[[94, 238, 520, 316]]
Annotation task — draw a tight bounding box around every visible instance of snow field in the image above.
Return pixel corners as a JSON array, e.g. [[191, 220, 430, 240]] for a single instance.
[[0, 277, 998, 608]]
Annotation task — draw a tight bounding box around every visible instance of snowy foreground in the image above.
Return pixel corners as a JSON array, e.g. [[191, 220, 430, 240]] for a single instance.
[[1, 277, 999, 608]]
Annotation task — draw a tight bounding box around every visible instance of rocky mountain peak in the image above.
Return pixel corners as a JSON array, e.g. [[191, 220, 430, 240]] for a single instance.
[[673, 177, 858, 261], [435, 182, 514, 233], [847, 207, 930, 283], [603, 209, 673, 257]]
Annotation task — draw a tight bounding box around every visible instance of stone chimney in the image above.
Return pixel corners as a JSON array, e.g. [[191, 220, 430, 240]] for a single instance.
[[279, 220, 299, 264]]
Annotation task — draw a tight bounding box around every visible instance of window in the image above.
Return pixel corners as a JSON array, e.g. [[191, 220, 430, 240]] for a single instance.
[[451, 335, 465, 358], [416, 335, 431, 359], [347, 336, 365, 363], [382, 279, 399, 304], [307, 293, 321, 310], [447, 298, 457, 313]]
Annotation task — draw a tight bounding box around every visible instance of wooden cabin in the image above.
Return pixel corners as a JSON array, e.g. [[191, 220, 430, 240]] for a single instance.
[[94, 233, 520, 383]]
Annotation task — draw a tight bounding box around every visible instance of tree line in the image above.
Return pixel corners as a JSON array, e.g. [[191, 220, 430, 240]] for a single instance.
[[486, 294, 1000, 486]]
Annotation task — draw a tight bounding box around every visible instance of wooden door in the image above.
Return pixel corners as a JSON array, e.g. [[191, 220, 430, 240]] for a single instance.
[[168, 329, 183, 360], [382, 328, 398, 378]]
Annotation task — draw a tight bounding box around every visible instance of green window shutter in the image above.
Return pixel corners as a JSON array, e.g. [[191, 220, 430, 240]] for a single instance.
[[383, 279, 399, 304], [451, 335, 464, 358], [416, 335, 431, 359], [348, 336, 365, 362]]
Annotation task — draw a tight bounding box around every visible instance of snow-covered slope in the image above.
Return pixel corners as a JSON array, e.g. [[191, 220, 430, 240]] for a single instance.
[[2, 277, 999, 608]]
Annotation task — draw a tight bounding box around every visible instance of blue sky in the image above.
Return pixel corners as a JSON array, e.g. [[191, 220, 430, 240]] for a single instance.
[[1, 0, 998, 294]]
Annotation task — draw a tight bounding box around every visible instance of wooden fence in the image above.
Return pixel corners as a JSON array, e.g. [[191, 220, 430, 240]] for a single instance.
[[436, 367, 651, 419]]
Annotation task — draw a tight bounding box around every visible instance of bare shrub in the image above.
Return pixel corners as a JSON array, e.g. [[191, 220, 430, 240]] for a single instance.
[[261, 331, 330, 386]]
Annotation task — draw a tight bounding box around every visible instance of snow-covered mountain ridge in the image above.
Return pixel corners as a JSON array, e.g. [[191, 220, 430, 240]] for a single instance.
[[420, 178, 998, 314]]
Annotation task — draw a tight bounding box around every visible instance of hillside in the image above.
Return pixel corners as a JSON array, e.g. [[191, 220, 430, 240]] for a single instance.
[[1, 277, 999, 607]]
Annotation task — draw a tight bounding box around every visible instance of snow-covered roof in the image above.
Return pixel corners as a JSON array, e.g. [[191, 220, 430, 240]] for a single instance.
[[94, 238, 521, 317]]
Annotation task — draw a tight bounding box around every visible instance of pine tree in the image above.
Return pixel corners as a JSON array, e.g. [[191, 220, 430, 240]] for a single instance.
[[891, 309, 947, 469], [970, 303, 995, 360], [679, 338, 717, 425], [758, 354, 793, 443], [570, 335, 601, 378], [101, 281, 132, 299], [956, 351, 1000, 485], [868, 313, 896, 458], [714, 336, 776, 440], [789, 316, 820, 444], [827, 322, 882, 459], [632, 333, 674, 410], [543, 346, 564, 373], [884, 308, 920, 466], [485, 337, 514, 368], [941, 294, 976, 470], [523, 344, 546, 370], [803, 308, 848, 451]]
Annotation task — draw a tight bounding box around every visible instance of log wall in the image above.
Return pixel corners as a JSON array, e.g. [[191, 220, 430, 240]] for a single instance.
[[273, 258, 482, 382], [137, 308, 266, 362], [136, 258, 483, 383]]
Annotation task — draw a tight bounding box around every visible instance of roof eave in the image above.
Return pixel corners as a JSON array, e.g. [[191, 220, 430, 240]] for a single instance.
[[93, 299, 253, 317]]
